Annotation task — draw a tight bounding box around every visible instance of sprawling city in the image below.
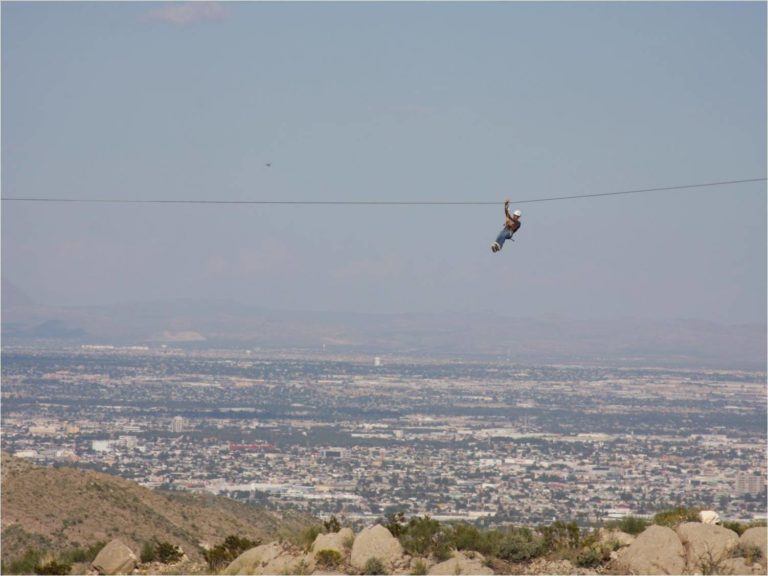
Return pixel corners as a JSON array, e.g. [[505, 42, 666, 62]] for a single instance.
[[2, 345, 765, 528]]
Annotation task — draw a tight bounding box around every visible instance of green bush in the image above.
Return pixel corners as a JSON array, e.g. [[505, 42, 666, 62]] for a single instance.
[[575, 544, 610, 568], [315, 549, 343, 569], [399, 516, 443, 556], [539, 521, 581, 552], [8, 548, 45, 574], [496, 528, 545, 563], [410, 559, 428, 575], [140, 541, 157, 563], [154, 541, 183, 564], [653, 506, 700, 528], [384, 512, 407, 538], [362, 557, 388, 575], [33, 559, 72, 575], [722, 521, 747, 536], [60, 541, 105, 564], [615, 516, 649, 535], [203, 535, 260, 573], [323, 516, 341, 533], [299, 526, 323, 551]]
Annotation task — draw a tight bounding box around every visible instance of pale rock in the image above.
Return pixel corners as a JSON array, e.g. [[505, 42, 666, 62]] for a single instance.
[[427, 551, 493, 575], [350, 524, 405, 571], [740, 526, 768, 569], [676, 522, 739, 571], [598, 528, 635, 548], [699, 510, 721, 525], [312, 527, 355, 554], [615, 525, 686, 575], [91, 539, 138, 575], [224, 541, 315, 575]]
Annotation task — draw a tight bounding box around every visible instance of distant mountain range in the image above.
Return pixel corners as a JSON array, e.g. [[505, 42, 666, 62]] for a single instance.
[[2, 281, 765, 370]]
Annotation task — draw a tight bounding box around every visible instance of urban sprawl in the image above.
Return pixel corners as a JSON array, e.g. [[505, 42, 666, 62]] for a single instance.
[[2, 346, 765, 527]]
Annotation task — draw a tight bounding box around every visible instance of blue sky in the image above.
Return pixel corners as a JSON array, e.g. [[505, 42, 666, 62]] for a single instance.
[[2, 1, 766, 323]]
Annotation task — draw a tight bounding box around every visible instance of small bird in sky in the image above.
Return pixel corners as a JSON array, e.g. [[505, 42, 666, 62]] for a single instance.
[[265, 163, 272, 167]]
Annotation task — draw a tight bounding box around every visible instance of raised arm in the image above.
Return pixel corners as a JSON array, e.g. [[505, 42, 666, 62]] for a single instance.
[[504, 199, 512, 220]]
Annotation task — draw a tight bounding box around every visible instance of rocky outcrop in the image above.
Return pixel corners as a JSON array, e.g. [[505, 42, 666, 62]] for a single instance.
[[350, 525, 404, 571], [676, 521, 739, 570], [614, 525, 685, 575], [741, 526, 768, 568], [224, 542, 315, 575], [598, 528, 635, 548], [91, 539, 138, 575], [427, 551, 493, 575], [312, 527, 354, 554]]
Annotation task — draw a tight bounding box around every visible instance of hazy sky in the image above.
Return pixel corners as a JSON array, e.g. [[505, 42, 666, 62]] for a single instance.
[[2, 1, 766, 323]]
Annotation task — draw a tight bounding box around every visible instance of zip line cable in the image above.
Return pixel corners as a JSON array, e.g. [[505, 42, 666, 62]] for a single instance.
[[1, 177, 765, 206]]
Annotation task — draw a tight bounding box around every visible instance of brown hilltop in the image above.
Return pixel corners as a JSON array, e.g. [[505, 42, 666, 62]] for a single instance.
[[1, 453, 315, 566]]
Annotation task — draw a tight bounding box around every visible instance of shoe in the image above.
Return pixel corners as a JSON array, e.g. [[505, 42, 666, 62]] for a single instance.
[[491, 242, 500, 253]]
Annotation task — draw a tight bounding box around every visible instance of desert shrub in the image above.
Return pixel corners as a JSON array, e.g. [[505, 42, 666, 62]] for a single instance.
[[410, 559, 428, 575], [539, 521, 581, 552], [315, 549, 343, 569], [343, 533, 355, 549], [653, 506, 700, 528], [8, 548, 45, 575], [384, 512, 407, 537], [61, 541, 105, 564], [722, 521, 747, 536], [615, 516, 649, 535], [399, 515, 442, 556], [450, 523, 483, 553], [33, 559, 72, 575], [140, 541, 157, 563], [496, 528, 545, 563], [362, 557, 388, 575], [203, 534, 260, 572], [323, 516, 341, 533], [575, 544, 611, 568], [299, 526, 323, 550], [731, 543, 762, 564], [154, 541, 183, 564]]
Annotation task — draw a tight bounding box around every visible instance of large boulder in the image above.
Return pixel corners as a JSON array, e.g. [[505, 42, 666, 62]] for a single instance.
[[312, 527, 355, 554], [91, 539, 138, 575], [676, 521, 739, 571], [614, 525, 685, 575], [224, 541, 315, 575], [350, 524, 404, 571], [427, 551, 493, 575], [598, 528, 635, 548], [740, 527, 768, 568]]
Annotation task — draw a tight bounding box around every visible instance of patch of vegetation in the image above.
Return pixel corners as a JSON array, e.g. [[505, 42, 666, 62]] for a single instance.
[[605, 515, 649, 535], [362, 557, 388, 575], [7, 548, 46, 575], [410, 559, 428, 575], [33, 559, 72, 575], [315, 549, 343, 569], [574, 544, 611, 568], [59, 541, 105, 564], [384, 511, 407, 537], [496, 528, 545, 563], [141, 541, 158, 563], [323, 516, 341, 533], [203, 535, 260, 573], [731, 543, 762, 564], [155, 541, 183, 564], [653, 506, 700, 528]]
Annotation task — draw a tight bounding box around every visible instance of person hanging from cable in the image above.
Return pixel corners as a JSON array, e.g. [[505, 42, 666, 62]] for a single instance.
[[491, 200, 521, 253]]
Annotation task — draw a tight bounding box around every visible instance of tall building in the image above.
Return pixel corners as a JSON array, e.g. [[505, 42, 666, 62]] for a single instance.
[[171, 416, 184, 433], [735, 471, 765, 496]]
